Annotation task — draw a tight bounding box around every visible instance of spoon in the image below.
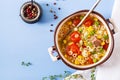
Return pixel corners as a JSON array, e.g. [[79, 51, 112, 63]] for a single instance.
[[31, 0, 33, 8], [75, 0, 101, 29], [62, 0, 101, 40]]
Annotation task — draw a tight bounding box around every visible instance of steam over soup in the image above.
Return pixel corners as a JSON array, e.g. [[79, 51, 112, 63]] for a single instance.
[[58, 14, 109, 66]]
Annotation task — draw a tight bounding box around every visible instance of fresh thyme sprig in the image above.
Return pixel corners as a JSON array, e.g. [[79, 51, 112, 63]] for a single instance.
[[21, 61, 32, 66], [42, 71, 71, 80], [91, 68, 96, 80]]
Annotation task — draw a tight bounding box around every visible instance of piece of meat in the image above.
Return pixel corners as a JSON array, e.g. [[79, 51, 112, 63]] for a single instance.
[[92, 36, 101, 47]]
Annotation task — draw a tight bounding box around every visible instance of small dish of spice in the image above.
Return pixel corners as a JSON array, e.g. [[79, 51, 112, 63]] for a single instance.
[[20, 1, 42, 23]]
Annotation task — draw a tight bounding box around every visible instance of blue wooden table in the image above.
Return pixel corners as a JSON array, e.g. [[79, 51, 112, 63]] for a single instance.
[[0, 0, 114, 80]]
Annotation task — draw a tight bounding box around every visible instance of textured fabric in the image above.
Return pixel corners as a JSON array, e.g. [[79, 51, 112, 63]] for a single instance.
[[96, 0, 120, 79]]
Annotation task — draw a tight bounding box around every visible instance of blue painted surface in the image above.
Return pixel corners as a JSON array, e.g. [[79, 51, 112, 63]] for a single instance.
[[0, 0, 114, 80]]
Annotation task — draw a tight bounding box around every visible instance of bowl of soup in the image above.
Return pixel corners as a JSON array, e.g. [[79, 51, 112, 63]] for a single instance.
[[48, 10, 114, 70]]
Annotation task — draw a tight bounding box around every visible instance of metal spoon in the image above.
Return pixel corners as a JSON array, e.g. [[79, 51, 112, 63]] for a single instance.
[[62, 0, 101, 40], [31, 0, 33, 8], [76, 0, 101, 29]]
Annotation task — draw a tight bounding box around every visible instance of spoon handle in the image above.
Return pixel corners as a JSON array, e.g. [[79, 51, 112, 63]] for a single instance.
[[31, 0, 33, 5], [61, 0, 101, 41], [76, 0, 101, 28]]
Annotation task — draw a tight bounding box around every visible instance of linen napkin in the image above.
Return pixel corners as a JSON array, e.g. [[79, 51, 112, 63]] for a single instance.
[[64, 69, 94, 80], [96, 0, 120, 80]]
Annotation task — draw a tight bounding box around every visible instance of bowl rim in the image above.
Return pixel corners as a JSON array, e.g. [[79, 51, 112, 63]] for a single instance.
[[54, 10, 114, 70]]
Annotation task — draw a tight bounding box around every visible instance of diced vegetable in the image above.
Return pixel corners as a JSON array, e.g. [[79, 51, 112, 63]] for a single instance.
[[84, 18, 93, 27], [94, 17, 98, 21], [97, 35, 102, 39], [87, 42, 93, 47], [99, 47, 104, 52], [78, 27, 83, 33], [67, 21, 72, 25], [87, 26, 95, 36], [80, 15, 84, 20], [88, 57, 93, 64], [91, 51, 97, 54], [103, 35, 109, 40], [63, 40, 67, 44], [94, 21, 100, 26], [73, 19, 80, 26], [101, 41, 105, 46], [93, 58, 97, 63], [103, 43, 108, 50], [89, 30, 95, 36]]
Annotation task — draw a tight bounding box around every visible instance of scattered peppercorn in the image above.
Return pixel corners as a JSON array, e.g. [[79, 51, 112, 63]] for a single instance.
[[54, 14, 56, 17], [46, 3, 49, 6], [54, 15, 58, 19], [50, 29, 54, 32], [50, 9, 53, 13], [46, 2, 62, 28], [53, 2, 57, 5], [58, 7, 61, 10], [51, 24, 54, 26]]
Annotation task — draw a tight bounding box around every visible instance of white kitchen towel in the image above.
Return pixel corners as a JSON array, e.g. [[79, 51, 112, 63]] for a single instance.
[[96, 0, 120, 80], [111, 0, 120, 31]]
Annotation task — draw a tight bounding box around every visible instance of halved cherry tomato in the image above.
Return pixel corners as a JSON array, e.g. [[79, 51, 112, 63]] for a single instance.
[[73, 19, 81, 26], [103, 43, 109, 50], [66, 44, 81, 56], [84, 17, 93, 27], [70, 31, 81, 43]]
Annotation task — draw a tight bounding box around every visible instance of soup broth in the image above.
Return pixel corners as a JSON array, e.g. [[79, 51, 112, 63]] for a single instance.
[[58, 14, 109, 66]]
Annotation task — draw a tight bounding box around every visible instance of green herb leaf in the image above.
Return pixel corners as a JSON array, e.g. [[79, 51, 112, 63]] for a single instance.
[[103, 35, 108, 40], [91, 68, 96, 80], [42, 77, 47, 80], [78, 27, 83, 33], [93, 58, 97, 63], [94, 21, 100, 27], [21, 61, 32, 66], [89, 30, 95, 36], [42, 71, 71, 80], [99, 47, 104, 52], [88, 42, 93, 47], [80, 15, 84, 20]]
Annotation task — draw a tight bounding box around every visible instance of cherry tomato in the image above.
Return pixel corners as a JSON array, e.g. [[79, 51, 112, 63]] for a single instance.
[[88, 57, 93, 64], [103, 43, 109, 50], [70, 31, 81, 43], [73, 19, 81, 26], [66, 44, 81, 56], [84, 17, 93, 27]]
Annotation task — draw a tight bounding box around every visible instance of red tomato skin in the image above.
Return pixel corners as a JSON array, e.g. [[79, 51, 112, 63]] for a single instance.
[[88, 57, 94, 64], [66, 44, 81, 56], [84, 17, 93, 27], [103, 43, 109, 50], [70, 31, 81, 43], [73, 19, 81, 26]]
